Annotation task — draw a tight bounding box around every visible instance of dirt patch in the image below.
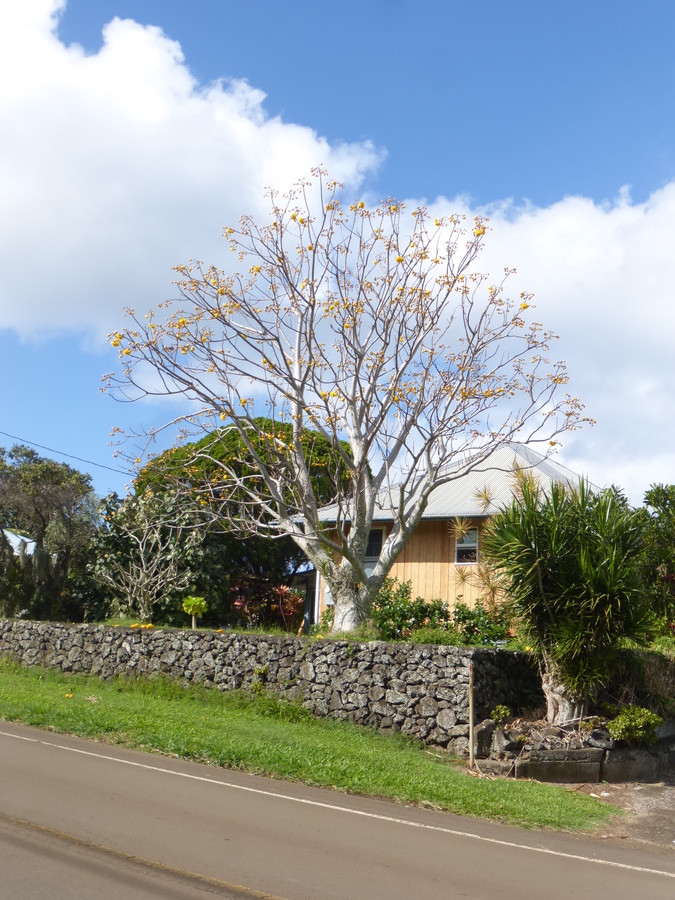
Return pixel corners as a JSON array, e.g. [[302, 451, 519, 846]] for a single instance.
[[575, 778, 675, 849]]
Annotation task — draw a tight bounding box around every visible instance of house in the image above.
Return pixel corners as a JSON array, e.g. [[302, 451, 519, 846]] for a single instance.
[[312, 442, 587, 623], [1, 529, 35, 559]]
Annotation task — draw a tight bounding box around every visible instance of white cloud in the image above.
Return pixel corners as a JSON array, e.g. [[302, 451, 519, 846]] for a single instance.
[[425, 185, 675, 502], [0, 0, 381, 339]]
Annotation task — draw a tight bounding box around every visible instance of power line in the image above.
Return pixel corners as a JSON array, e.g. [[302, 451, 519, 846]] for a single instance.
[[0, 430, 128, 475]]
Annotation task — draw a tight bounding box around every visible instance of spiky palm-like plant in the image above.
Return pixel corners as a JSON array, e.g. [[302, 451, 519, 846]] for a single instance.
[[482, 480, 654, 724]]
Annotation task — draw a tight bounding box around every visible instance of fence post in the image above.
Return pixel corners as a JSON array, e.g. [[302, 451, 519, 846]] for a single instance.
[[468, 660, 475, 771]]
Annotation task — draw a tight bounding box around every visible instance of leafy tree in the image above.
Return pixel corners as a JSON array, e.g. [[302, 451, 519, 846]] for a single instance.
[[639, 484, 675, 623], [482, 480, 654, 724], [108, 169, 588, 632], [135, 418, 351, 507], [134, 428, 318, 624], [0, 445, 98, 620]]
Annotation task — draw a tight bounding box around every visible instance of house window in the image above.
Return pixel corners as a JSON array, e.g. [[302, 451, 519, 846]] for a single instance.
[[365, 527, 384, 560], [455, 528, 478, 564]]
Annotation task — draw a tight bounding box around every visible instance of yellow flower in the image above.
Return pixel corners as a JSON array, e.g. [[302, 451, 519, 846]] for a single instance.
[[395, 255, 404, 263], [434, 218, 441, 226], [65, 693, 73, 699], [473, 226, 486, 237], [519, 302, 529, 310], [249, 265, 261, 274], [111, 339, 121, 347], [357, 201, 364, 209], [122, 348, 131, 356], [307, 244, 313, 251]]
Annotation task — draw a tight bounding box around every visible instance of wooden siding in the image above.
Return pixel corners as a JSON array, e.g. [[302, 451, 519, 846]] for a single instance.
[[318, 519, 488, 616], [388, 519, 485, 609]]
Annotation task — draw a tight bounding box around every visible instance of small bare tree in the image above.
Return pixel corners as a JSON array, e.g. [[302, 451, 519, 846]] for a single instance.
[[108, 169, 589, 631], [93, 492, 201, 622]]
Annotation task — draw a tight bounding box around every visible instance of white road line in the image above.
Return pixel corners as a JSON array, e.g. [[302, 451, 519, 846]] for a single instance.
[[3, 732, 670, 881], [0, 730, 38, 742]]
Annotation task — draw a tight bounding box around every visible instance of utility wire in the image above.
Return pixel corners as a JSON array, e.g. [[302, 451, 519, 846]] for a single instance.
[[0, 430, 128, 474]]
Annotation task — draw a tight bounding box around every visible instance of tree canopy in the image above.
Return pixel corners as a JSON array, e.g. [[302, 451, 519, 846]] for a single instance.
[[135, 418, 352, 508], [640, 484, 675, 623], [0, 445, 99, 620]]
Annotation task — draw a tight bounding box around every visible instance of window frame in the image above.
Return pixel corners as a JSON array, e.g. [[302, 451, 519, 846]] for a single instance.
[[365, 527, 384, 561], [455, 527, 479, 565]]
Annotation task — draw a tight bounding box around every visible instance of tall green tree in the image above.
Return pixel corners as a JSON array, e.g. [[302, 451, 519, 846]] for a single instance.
[[0, 445, 98, 620], [640, 484, 675, 623], [483, 480, 654, 724]]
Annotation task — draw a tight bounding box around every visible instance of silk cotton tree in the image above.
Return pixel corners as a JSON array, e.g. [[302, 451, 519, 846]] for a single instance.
[[108, 169, 589, 632]]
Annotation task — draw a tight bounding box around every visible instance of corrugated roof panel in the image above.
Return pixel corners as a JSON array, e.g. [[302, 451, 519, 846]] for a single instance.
[[318, 443, 589, 523]]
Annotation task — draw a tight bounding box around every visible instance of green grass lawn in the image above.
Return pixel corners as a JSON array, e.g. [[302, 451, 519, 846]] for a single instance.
[[0, 659, 617, 832]]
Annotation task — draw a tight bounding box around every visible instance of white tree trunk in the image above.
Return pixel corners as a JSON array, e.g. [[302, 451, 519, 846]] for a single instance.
[[541, 669, 586, 725], [331, 575, 368, 633]]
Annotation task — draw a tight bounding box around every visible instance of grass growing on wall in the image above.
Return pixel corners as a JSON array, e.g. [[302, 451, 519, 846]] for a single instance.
[[0, 659, 617, 833]]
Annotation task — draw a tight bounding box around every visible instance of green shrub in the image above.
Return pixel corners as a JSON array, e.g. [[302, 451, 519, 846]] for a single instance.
[[606, 705, 665, 746], [491, 704, 511, 724], [451, 598, 510, 645], [371, 579, 451, 640], [408, 625, 462, 645]]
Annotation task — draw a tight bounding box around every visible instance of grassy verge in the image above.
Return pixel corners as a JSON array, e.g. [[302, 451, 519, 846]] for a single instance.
[[0, 659, 617, 832]]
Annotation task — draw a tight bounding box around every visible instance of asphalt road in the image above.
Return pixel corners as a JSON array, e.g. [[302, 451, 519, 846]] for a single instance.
[[1, 721, 674, 900]]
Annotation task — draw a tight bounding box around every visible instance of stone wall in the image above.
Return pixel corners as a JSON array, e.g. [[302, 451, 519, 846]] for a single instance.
[[0, 620, 542, 755]]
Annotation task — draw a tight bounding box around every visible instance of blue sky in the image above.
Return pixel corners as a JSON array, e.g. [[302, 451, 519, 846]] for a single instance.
[[2, 0, 675, 501]]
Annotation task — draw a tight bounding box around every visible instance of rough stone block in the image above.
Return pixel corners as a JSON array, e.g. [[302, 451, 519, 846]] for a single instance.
[[436, 708, 457, 731], [601, 748, 660, 783], [515, 749, 603, 783], [473, 720, 495, 758], [416, 697, 438, 718]]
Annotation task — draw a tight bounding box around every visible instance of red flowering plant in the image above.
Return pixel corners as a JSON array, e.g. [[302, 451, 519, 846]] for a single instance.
[[232, 575, 304, 632]]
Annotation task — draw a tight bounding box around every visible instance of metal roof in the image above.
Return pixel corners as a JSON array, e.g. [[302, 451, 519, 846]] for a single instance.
[[3, 530, 36, 555], [318, 443, 589, 523]]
